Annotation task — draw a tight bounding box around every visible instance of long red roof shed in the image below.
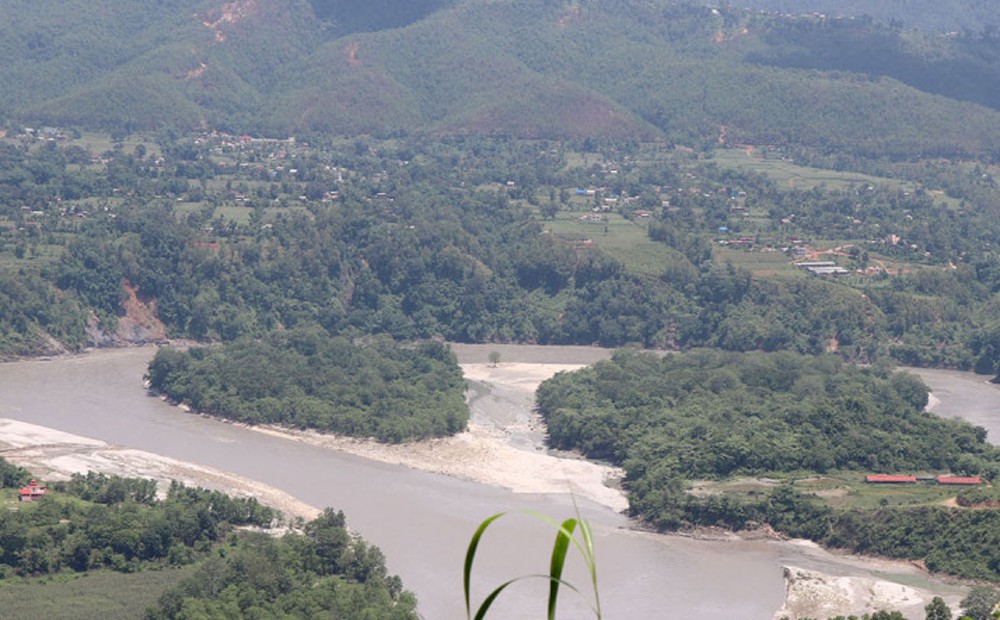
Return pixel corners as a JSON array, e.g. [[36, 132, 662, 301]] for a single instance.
[[864, 474, 917, 484], [936, 476, 982, 485]]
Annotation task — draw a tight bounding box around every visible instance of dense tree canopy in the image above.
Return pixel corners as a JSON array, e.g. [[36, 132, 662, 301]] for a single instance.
[[535, 350, 1000, 580], [537, 349, 992, 478], [146, 508, 417, 620], [0, 460, 415, 619], [147, 331, 468, 442], [4, 131, 1000, 372], [0, 471, 274, 578]]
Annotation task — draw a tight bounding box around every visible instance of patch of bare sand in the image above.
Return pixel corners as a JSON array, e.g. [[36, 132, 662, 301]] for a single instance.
[[0, 359, 626, 518], [774, 565, 943, 620], [253, 362, 629, 514], [257, 423, 627, 513], [0, 418, 319, 521], [460, 362, 584, 390], [926, 391, 941, 411]]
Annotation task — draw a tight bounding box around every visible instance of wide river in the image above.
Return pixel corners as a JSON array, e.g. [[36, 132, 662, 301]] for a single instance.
[[1, 347, 997, 619]]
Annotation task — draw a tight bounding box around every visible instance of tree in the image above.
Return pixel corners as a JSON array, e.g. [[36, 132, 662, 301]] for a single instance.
[[960, 586, 1000, 620], [488, 351, 501, 367], [925, 596, 952, 620]]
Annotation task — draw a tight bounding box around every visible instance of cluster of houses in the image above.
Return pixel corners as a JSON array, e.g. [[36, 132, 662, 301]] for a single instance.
[[864, 474, 984, 486], [19, 126, 70, 142]]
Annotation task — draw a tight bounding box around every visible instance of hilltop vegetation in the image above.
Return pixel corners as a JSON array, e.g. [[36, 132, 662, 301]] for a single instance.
[[2, 1, 1000, 160], [308, 0, 456, 34], [745, 13, 1000, 114]]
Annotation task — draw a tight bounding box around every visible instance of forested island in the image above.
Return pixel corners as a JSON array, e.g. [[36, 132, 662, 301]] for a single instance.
[[537, 350, 1000, 581], [146, 331, 467, 442]]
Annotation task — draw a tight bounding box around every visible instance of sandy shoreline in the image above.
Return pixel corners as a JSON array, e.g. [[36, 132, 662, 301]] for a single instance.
[[246, 362, 628, 513], [0, 358, 628, 516], [0, 418, 320, 521]]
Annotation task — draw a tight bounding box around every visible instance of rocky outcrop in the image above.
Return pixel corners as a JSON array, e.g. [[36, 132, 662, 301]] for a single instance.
[[774, 565, 952, 620], [86, 281, 168, 348]]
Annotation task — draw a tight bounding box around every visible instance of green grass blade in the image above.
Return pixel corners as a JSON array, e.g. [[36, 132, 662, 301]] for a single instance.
[[473, 577, 521, 620], [474, 575, 583, 620], [465, 512, 506, 619], [548, 518, 577, 620], [578, 517, 602, 619]]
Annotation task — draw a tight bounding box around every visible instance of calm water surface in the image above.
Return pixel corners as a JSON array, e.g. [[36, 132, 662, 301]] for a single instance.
[[907, 367, 1000, 443], [0, 349, 991, 619]]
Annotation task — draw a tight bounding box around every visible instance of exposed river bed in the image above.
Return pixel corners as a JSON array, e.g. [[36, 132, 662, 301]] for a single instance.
[[0, 346, 995, 618]]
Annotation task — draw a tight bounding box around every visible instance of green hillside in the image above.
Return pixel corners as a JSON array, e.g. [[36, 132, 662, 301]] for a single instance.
[[3, 0, 1000, 159], [308, 0, 457, 34]]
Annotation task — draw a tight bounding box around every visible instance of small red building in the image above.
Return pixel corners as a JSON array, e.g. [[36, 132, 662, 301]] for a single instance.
[[936, 476, 982, 486], [864, 474, 917, 484], [18, 480, 47, 502]]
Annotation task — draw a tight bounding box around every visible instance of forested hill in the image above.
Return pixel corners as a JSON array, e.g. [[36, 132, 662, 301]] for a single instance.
[[3, 0, 1000, 159]]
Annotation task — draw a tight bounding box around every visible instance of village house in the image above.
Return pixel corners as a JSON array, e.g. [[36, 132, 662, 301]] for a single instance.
[[18, 479, 47, 502]]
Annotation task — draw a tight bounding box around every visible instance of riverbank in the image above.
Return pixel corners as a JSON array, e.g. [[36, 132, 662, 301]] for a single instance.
[[0, 418, 320, 521], [0, 347, 629, 515]]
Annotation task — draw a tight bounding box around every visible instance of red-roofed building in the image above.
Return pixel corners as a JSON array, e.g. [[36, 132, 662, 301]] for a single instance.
[[936, 476, 982, 486], [18, 479, 47, 502], [865, 474, 917, 484]]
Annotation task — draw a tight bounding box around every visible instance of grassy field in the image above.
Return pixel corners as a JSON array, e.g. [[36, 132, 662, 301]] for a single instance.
[[714, 245, 804, 279], [561, 150, 606, 172], [74, 132, 161, 159], [0, 566, 196, 620], [712, 148, 917, 193], [693, 472, 961, 512], [545, 211, 677, 277], [0, 240, 65, 275]]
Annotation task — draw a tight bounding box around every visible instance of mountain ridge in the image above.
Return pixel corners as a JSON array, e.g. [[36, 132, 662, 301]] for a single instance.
[[3, 0, 1000, 159]]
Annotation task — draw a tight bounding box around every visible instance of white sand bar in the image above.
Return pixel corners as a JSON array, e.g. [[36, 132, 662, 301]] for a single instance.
[[0, 418, 319, 521]]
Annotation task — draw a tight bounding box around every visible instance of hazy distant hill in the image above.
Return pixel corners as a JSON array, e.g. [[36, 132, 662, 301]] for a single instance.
[[3, 0, 1000, 158], [308, 0, 457, 34], [725, 0, 999, 33]]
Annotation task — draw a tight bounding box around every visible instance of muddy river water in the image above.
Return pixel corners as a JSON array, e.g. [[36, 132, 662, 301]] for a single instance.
[[0, 346, 996, 619]]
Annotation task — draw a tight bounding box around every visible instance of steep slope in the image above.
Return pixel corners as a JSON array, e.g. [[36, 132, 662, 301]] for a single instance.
[[4, 0, 1000, 158], [14, 0, 323, 132], [268, 3, 656, 139], [308, 0, 457, 34]]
